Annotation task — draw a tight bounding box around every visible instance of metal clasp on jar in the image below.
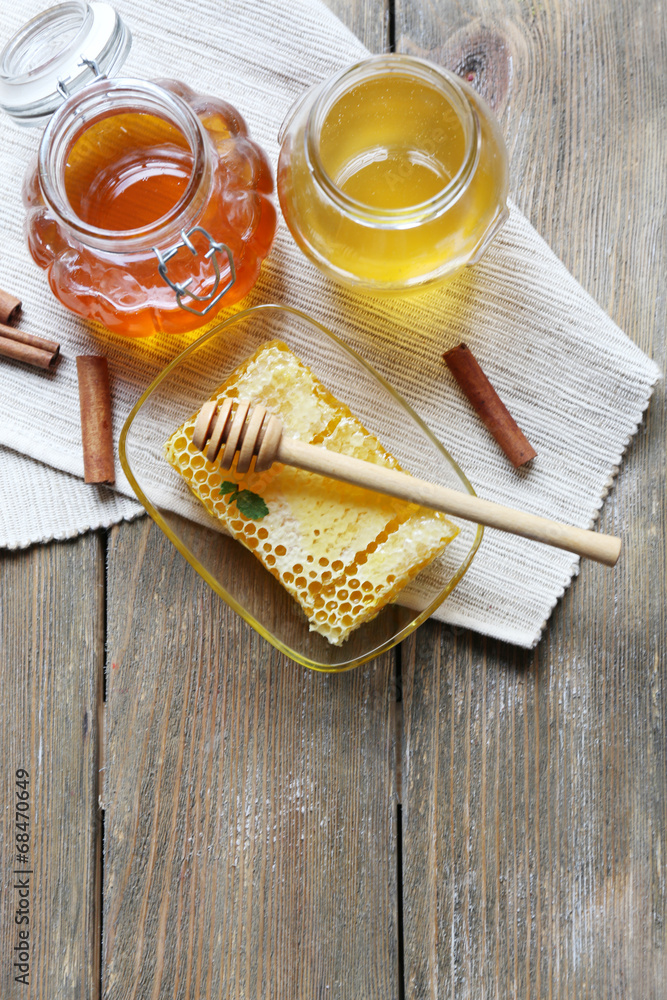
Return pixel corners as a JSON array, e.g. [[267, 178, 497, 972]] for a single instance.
[[153, 226, 236, 316], [57, 56, 105, 100]]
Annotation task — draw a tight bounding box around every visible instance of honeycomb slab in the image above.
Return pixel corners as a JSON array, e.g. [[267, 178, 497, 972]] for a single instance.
[[164, 341, 458, 644]]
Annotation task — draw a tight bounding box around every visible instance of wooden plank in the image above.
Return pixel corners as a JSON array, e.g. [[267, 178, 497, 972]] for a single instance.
[[398, 0, 666, 996], [0, 535, 104, 1000], [325, 0, 390, 53], [103, 518, 398, 999]]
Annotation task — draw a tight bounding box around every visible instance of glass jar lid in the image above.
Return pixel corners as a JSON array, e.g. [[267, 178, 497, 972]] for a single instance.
[[0, 1, 131, 126]]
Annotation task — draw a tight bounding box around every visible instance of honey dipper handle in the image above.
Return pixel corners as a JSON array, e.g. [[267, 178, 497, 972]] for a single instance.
[[277, 437, 622, 567]]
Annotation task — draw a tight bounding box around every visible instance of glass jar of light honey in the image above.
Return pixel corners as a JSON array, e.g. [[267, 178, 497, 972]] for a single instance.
[[278, 55, 509, 291], [0, 2, 276, 336]]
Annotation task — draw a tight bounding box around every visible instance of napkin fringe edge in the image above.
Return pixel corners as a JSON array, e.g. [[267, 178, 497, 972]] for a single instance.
[[0, 506, 145, 552], [531, 365, 661, 648]]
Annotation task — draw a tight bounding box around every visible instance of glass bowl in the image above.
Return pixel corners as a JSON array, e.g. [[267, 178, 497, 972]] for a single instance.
[[119, 304, 483, 671]]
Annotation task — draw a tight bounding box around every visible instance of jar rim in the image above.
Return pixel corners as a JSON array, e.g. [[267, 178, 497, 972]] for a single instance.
[[305, 54, 481, 227], [37, 77, 209, 251]]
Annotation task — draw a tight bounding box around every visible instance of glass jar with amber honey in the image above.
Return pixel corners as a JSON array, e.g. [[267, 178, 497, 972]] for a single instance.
[[0, 2, 276, 336], [278, 55, 508, 291]]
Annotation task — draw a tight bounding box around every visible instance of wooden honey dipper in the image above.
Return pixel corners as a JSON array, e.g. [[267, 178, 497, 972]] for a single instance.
[[193, 400, 622, 566]]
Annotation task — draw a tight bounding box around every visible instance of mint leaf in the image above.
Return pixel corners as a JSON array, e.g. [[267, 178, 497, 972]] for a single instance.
[[219, 481, 239, 497], [235, 490, 269, 520], [218, 482, 268, 519]]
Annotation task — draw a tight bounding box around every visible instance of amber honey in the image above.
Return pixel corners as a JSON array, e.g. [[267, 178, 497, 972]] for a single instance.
[[277, 56, 508, 290], [23, 79, 277, 336], [64, 112, 193, 231]]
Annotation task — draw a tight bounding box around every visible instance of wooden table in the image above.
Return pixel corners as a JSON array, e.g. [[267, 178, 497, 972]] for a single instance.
[[2, 1, 665, 996]]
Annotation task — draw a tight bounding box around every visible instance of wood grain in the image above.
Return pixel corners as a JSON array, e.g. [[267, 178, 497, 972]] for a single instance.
[[0, 535, 104, 1000], [103, 518, 398, 1000], [398, 0, 666, 996], [325, 0, 389, 53]]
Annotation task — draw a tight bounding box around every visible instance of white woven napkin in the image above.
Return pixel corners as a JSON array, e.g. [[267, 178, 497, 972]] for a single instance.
[[0, 0, 659, 647]]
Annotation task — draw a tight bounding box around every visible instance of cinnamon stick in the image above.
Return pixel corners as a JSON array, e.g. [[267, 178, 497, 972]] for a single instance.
[[0, 332, 57, 369], [443, 343, 537, 468], [0, 288, 21, 325], [76, 356, 115, 484], [0, 322, 60, 360]]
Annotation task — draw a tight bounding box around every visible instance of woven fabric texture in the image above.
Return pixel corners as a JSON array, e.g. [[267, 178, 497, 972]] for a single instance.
[[0, 0, 660, 646]]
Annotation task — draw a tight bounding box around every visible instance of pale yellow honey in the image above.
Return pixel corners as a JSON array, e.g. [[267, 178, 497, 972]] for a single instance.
[[278, 69, 507, 287], [318, 76, 467, 211], [164, 341, 458, 644]]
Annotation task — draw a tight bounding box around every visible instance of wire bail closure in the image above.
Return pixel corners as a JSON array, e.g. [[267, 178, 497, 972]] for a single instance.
[[153, 226, 236, 315], [57, 55, 105, 100]]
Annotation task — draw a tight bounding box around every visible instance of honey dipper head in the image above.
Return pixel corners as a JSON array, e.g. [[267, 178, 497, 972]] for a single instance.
[[192, 399, 283, 473]]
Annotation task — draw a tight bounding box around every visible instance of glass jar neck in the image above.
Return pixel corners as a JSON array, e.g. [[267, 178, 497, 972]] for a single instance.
[[305, 55, 480, 227], [38, 77, 210, 252]]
